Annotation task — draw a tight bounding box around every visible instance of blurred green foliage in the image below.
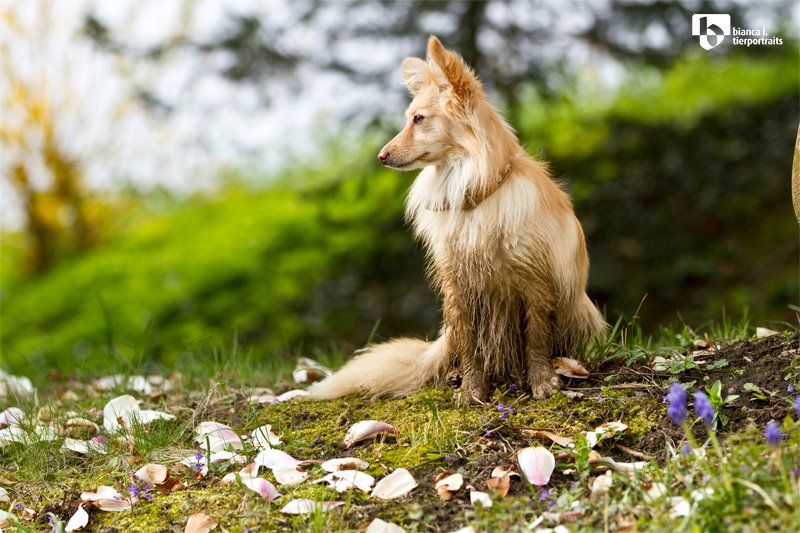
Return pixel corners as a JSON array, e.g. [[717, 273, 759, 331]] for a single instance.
[[1, 51, 798, 372]]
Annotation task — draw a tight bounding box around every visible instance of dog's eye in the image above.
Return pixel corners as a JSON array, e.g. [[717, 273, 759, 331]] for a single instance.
[[413, 114, 425, 125]]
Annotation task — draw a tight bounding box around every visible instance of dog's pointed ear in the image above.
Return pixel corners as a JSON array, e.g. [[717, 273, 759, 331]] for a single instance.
[[402, 57, 428, 96], [426, 35, 481, 103]]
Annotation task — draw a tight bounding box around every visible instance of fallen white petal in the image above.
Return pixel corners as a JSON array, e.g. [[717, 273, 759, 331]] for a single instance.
[[62, 438, 90, 455], [123, 409, 175, 428], [370, 468, 417, 500], [590, 471, 614, 501], [253, 448, 300, 469], [95, 498, 133, 512], [272, 464, 309, 486], [434, 472, 463, 492], [251, 424, 282, 448], [669, 496, 691, 518], [343, 420, 399, 448], [314, 470, 375, 493], [103, 395, 140, 432], [280, 499, 343, 514], [209, 450, 246, 464], [321, 457, 370, 472], [365, 518, 406, 533], [292, 358, 333, 384], [0, 371, 35, 398], [195, 421, 232, 437], [643, 482, 668, 502], [605, 459, 646, 474], [81, 486, 121, 501], [517, 447, 555, 486], [135, 464, 169, 485], [243, 477, 280, 502], [470, 490, 493, 508], [196, 429, 243, 452], [65, 504, 89, 532], [0, 426, 28, 446], [490, 467, 520, 479], [756, 327, 780, 339], [0, 407, 24, 427], [0, 487, 8, 502]]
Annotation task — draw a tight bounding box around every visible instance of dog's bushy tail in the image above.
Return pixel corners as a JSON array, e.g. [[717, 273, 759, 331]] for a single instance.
[[307, 336, 448, 400]]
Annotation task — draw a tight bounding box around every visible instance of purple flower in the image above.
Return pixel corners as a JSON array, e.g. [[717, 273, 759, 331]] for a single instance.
[[128, 485, 141, 498], [497, 403, 505, 411], [680, 442, 693, 456], [538, 489, 552, 501], [694, 391, 715, 428], [794, 396, 800, 419], [667, 383, 687, 425], [485, 429, 493, 437], [765, 421, 782, 447], [143, 493, 153, 501], [13, 503, 24, 511], [788, 385, 795, 393]]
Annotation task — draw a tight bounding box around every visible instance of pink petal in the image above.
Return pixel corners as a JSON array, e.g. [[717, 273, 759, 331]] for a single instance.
[[517, 447, 555, 486], [253, 449, 300, 469], [243, 477, 281, 502], [0, 407, 24, 428], [343, 420, 399, 448]]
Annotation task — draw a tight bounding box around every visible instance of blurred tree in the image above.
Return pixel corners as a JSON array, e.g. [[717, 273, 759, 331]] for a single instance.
[[0, 7, 96, 273], [82, 0, 783, 126]]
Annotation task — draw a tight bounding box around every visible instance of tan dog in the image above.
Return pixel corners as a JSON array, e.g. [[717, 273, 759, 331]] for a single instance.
[[309, 36, 605, 403]]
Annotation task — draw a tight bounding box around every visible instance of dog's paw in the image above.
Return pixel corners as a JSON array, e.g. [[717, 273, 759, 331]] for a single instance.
[[529, 374, 561, 399]]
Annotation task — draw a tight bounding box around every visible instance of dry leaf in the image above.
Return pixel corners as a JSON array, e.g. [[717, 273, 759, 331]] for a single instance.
[[552, 357, 590, 379], [184, 512, 219, 533], [519, 429, 574, 448], [485, 474, 510, 497]]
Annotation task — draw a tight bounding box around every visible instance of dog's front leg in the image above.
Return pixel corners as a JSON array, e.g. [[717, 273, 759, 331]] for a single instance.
[[443, 287, 489, 405], [524, 302, 561, 399]]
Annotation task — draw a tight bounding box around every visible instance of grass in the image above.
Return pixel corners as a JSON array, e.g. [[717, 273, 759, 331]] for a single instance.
[[2, 319, 799, 531]]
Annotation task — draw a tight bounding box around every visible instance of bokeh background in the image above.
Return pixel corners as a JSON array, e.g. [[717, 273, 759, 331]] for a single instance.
[[1, 0, 798, 375]]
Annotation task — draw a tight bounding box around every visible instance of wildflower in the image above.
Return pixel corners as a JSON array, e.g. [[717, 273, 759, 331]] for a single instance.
[[693, 391, 715, 428], [13, 503, 24, 511], [128, 485, 141, 498], [143, 493, 153, 501], [788, 385, 795, 393], [538, 488, 552, 501], [765, 421, 782, 447], [680, 442, 693, 456], [193, 451, 205, 472], [47, 515, 56, 533], [485, 429, 493, 437], [667, 383, 687, 425], [795, 396, 800, 419]]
